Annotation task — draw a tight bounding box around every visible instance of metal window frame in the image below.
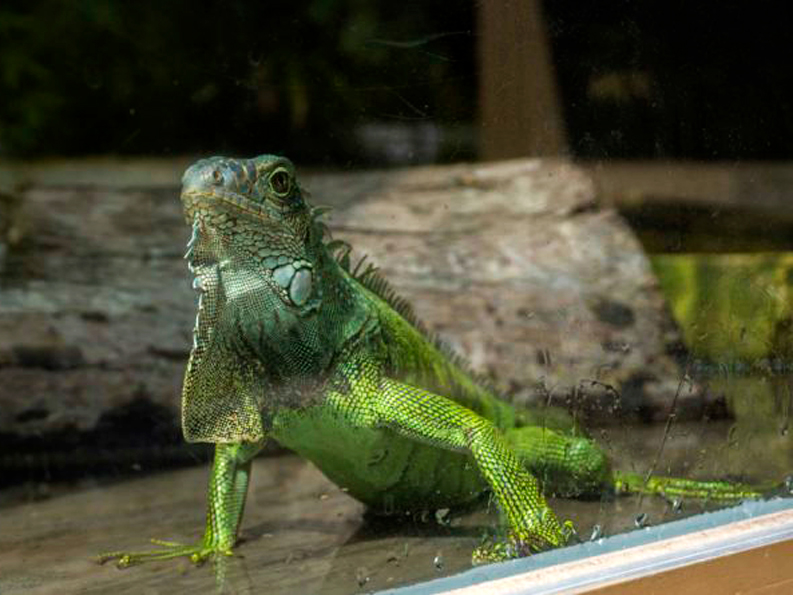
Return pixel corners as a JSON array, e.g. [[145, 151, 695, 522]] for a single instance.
[[383, 498, 793, 595]]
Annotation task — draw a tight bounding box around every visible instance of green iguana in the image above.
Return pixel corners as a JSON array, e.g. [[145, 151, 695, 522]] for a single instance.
[[99, 155, 762, 569]]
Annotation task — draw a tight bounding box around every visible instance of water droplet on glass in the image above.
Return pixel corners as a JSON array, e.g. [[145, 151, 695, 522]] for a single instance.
[[589, 524, 603, 541], [563, 520, 578, 543], [355, 567, 370, 587], [634, 512, 648, 528], [83, 66, 103, 90], [435, 508, 450, 525]]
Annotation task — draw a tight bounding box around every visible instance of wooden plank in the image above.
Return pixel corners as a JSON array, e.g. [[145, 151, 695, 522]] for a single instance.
[[587, 161, 793, 220], [477, 0, 567, 159], [586, 161, 793, 251], [588, 539, 793, 595]]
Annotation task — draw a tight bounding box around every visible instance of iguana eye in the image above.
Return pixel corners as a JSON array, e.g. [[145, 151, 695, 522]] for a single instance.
[[269, 168, 292, 197]]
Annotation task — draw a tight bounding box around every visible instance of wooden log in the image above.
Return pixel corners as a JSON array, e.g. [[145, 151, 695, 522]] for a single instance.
[[0, 158, 708, 467]]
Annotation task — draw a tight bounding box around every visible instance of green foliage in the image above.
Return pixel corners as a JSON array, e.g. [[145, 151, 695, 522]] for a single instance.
[[0, 1, 475, 158], [651, 253, 793, 361]]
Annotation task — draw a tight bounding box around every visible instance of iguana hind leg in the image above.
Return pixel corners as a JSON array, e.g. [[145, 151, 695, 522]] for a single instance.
[[504, 426, 612, 498], [505, 424, 768, 503], [97, 441, 263, 567]]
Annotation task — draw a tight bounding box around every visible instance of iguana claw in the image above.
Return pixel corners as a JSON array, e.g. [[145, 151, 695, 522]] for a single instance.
[[471, 519, 575, 565], [96, 538, 233, 568]]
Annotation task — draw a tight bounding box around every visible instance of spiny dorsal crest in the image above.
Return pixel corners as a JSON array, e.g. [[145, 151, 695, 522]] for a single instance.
[[314, 206, 492, 387]]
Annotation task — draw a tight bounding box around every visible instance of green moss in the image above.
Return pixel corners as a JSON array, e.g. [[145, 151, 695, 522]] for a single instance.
[[651, 253, 793, 361]]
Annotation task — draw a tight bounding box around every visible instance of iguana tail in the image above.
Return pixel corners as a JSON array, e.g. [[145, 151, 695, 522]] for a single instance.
[[612, 471, 767, 502]]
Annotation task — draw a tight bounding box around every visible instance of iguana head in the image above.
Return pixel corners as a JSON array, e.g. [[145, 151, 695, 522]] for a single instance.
[[178, 155, 327, 443], [184, 156, 311, 257], [181, 154, 326, 309], [182, 154, 306, 228]]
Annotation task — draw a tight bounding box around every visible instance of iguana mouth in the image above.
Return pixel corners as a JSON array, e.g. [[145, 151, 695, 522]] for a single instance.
[[182, 188, 268, 221], [180, 156, 265, 222]]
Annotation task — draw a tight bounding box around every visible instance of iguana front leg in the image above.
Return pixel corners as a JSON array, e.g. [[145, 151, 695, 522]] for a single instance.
[[98, 441, 263, 567], [330, 363, 569, 561]]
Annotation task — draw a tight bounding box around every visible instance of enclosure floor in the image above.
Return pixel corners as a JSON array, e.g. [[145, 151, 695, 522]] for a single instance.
[[0, 444, 748, 595]]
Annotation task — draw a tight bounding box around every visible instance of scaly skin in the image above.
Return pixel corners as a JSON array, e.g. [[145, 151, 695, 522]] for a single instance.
[[98, 155, 764, 571]]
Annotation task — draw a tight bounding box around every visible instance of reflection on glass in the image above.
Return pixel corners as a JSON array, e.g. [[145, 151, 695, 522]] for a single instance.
[[0, 2, 791, 594]]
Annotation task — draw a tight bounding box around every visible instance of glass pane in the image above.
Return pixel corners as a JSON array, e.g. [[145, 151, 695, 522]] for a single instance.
[[0, 2, 790, 594]]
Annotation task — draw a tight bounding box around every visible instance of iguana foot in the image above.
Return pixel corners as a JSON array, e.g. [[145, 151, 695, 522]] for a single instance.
[[472, 519, 575, 565], [472, 535, 528, 565], [97, 538, 233, 568]]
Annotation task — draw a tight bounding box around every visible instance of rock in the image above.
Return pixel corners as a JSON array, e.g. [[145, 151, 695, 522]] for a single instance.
[[312, 159, 702, 421], [0, 158, 708, 469]]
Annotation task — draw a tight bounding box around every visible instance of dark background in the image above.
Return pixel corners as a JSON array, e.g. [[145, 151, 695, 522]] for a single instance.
[[1, 1, 791, 162]]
